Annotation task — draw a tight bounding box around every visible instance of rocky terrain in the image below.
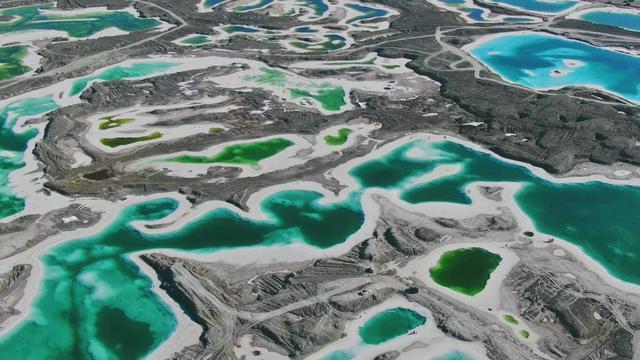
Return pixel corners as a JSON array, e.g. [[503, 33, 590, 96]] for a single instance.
[[0, 0, 638, 358]]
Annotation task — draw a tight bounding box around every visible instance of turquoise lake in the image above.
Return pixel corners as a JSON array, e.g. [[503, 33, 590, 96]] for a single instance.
[[324, 350, 354, 360], [0, 60, 180, 221], [468, 32, 640, 103], [69, 62, 178, 96], [345, 3, 390, 24], [1, 138, 639, 358], [358, 307, 426, 344], [0, 96, 59, 219], [0, 2, 161, 39], [300, 0, 330, 18], [578, 10, 640, 33]]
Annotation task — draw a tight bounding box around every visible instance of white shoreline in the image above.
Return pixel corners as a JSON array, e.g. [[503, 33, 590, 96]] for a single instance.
[[306, 296, 490, 360], [2, 132, 640, 358], [422, 0, 543, 24], [461, 30, 640, 104], [479, 0, 584, 16]]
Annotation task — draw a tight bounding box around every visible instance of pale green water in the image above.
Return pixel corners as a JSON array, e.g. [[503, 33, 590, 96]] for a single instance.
[[70, 62, 178, 96], [180, 35, 211, 45], [3, 138, 640, 358], [245, 67, 287, 87]]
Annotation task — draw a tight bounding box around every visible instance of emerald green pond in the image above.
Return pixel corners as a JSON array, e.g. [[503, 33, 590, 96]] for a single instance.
[[3, 137, 640, 357], [161, 138, 295, 167], [324, 128, 353, 146], [0, 3, 161, 39], [70, 62, 178, 96], [359, 308, 426, 345], [0, 45, 31, 81], [429, 247, 502, 295], [0, 96, 59, 219]]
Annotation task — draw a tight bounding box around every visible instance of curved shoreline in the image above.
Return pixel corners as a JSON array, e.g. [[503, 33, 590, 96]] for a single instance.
[[461, 30, 640, 105], [1, 132, 640, 358]]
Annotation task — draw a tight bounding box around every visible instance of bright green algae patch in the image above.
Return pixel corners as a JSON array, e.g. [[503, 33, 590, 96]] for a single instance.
[[350, 139, 640, 284], [98, 116, 133, 130], [290, 87, 346, 112], [0, 2, 160, 39], [70, 62, 178, 96], [359, 308, 426, 345], [162, 138, 294, 167], [0, 45, 31, 81], [504, 314, 519, 325], [429, 247, 502, 295], [324, 128, 353, 146], [0, 96, 59, 219], [100, 131, 162, 148]]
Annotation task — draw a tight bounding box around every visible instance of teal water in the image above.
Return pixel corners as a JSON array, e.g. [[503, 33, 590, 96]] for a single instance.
[[0, 199, 180, 359], [485, 0, 578, 14], [434, 351, 474, 360], [579, 10, 640, 32], [351, 140, 640, 284], [324, 350, 354, 360], [0, 96, 59, 219], [69, 62, 178, 96], [3, 138, 640, 357], [468, 32, 640, 103], [0, 2, 160, 38], [0, 191, 363, 358], [358, 307, 426, 344]]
